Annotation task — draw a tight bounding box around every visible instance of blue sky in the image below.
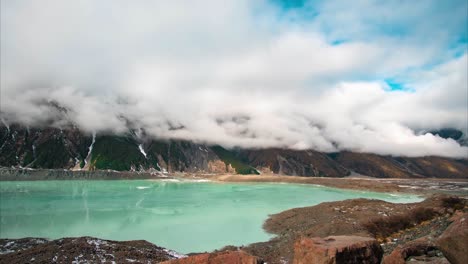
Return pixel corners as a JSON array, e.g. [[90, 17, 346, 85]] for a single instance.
[[270, 0, 468, 91]]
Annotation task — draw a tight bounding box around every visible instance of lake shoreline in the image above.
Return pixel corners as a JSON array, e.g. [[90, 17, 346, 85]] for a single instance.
[[188, 173, 468, 197], [2, 168, 468, 197]]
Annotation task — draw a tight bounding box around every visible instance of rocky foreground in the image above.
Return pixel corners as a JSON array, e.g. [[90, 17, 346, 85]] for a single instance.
[[0, 195, 466, 264], [241, 195, 467, 264], [0, 237, 184, 263]]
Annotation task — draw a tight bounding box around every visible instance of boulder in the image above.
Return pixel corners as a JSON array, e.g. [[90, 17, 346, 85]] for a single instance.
[[161, 250, 262, 264], [436, 212, 468, 264], [293, 236, 383, 264], [382, 236, 440, 264]]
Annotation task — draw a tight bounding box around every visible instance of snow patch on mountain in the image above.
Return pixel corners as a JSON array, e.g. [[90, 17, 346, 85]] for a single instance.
[[138, 144, 147, 159], [85, 133, 96, 165]]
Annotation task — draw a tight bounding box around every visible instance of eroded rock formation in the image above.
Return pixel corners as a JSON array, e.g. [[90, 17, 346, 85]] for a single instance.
[[293, 236, 383, 264]]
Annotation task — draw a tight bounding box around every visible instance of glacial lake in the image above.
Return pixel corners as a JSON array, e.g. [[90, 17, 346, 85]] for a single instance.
[[0, 180, 422, 253]]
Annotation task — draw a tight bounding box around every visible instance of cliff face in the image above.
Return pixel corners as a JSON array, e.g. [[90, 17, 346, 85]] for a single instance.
[[1, 124, 467, 178]]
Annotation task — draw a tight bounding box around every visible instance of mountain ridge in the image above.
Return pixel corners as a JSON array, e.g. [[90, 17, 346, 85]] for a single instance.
[[1, 123, 467, 178]]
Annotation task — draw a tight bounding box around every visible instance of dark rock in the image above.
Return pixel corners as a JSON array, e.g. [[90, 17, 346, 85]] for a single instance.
[[382, 236, 440, 264], [428, 128, 464, 141]]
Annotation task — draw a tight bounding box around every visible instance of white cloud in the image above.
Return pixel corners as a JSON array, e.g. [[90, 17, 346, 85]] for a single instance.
[[1, 0, 467, 158]]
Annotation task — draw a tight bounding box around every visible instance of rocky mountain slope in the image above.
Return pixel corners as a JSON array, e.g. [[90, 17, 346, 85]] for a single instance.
[[1, 123, 467, 178]]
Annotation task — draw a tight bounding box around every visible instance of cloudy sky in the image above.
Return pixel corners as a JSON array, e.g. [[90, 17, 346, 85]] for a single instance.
[[1, 0, 467, 158]]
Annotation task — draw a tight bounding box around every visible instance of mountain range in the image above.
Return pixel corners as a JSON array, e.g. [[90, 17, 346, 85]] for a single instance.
[[1, 123, 467, 178]]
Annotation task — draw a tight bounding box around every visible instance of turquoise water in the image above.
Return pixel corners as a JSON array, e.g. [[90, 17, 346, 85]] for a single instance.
[[0, 180, 421, 253]]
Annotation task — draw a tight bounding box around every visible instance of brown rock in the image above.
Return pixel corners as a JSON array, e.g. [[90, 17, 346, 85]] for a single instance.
[[384, 251, 450, 264], [382, 236, 439, 264], [449, 210, 465, 222], [382, 249, 406, 264], [161, 250, 262, 264], [436, 212, 468, 264], [208, 160, 236, 173], [293, 236, 383, 264]]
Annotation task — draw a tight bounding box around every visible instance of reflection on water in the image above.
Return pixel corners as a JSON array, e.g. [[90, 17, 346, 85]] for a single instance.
[[0, 180, 422, 253]]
